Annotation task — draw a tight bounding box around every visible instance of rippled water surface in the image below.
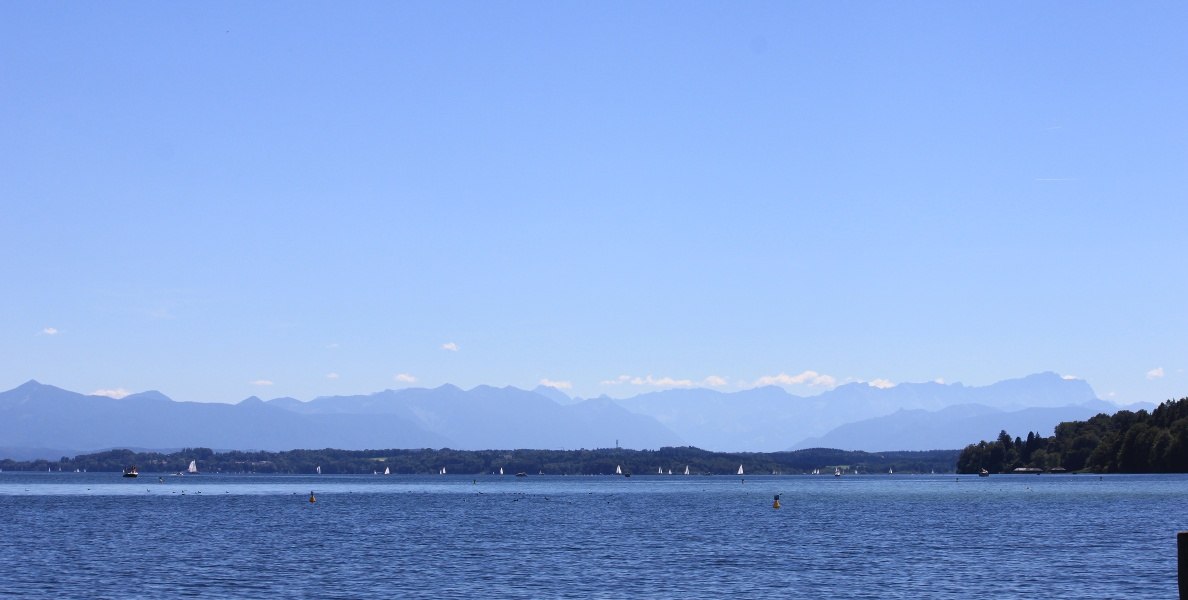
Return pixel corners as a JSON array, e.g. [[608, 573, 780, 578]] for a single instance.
[[2, 473, 1185, 598]]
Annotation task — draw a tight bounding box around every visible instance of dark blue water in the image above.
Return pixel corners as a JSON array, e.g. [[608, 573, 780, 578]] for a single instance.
[[2, 473, 1185, 598]]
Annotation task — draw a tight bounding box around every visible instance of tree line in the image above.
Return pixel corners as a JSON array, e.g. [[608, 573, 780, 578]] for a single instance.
[[957, 396, 1188, 473], [0, 445, 959, 475]]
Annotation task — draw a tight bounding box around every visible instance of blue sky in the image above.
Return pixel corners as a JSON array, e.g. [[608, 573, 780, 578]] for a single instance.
[[3, 3, 1185, 404]]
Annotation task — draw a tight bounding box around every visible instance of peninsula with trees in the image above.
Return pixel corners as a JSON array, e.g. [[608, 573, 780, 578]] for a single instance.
[[958, 397, 1188, 473]]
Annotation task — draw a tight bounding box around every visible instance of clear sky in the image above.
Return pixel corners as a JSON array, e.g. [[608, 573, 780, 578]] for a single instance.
[[2, 3, 1185, 404]]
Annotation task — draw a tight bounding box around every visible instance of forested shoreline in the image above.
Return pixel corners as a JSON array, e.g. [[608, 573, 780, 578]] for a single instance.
[[958, 397, 1188, 473], [0, 445, 958, 476]]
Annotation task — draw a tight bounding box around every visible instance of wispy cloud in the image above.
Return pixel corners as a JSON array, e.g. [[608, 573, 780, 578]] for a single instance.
[[91, 388, 131, 399], [393, 373, 417, 384], [867, 378, 896, 389], [754, 370, 837, 389], [441, 342, 459, 352], [41, 327, 59, 336], [250, 379, 274, 386], [538, 378, 572, 390], [600, 374, 731, 389], [1146, 367, 1165, 380], [326, 372, 340, 380], [600, 374, 697, 388], [933, 378, 946, 384], [1061, 374, 1079, 380]]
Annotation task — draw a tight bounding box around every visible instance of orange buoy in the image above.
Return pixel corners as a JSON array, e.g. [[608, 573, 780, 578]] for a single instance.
[[309, 491, 316, 503]]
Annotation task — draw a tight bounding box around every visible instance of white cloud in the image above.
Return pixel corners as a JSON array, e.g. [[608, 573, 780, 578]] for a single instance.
[[1146, 367, 1164, 380], [393, 373, 417, 384], [754, 370, 837, 389], [326, 372, 340, 380], [702, 375, 728, 387], [600, 374, 696, 388], [1061, 374, 1079, 380], [933, 378, 945, 384], [441, 342, 459, 352], [250, 379, 274, 386], [538, 378, 572, 390], [634, 375, 695, 387], [868, 378, 896, 389], [41, 327, 59, 336], [91, 388, 131, 399]]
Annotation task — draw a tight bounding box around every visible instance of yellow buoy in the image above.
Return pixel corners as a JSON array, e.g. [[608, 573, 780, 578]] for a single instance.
[[309, 491, 316, 503], [773, 494, 781, 509]]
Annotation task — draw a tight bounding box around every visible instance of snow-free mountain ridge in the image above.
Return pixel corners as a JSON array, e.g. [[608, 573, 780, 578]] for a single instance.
[[0, 373, 1136, 458]]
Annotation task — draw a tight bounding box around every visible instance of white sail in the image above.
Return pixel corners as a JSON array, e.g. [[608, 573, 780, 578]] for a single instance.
[[615, 465, 622, 475], [188, 460, 198, 474], [658, 467, 663, 474], [316, 465, 321, 475], [667, 469, 672, 475], [499, 467, 504, 475], [384, 467, 390, 475], [684, 465, 689, 475], [737, 465, 744, 475]]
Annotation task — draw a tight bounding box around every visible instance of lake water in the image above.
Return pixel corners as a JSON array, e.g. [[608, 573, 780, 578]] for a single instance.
[[1, 472, 1185, 598]]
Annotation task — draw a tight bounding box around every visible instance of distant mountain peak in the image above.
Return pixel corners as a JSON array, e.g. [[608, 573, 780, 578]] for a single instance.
[[532, 385, 574, 405], [121, 390, 172, 403]]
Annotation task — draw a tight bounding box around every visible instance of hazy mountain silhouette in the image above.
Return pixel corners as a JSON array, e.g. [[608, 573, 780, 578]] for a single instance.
[[613, 372, 1103, 451], [789, 400, 1147, 451], [0, 372, 1122, 459], [0, 380, 683, 458]]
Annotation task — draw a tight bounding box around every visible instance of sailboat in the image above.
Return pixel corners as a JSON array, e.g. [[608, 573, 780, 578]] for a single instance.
[[684, 465, 689, 475], [384, 467, 390, 475], [187, 460, 199, 475], [658, 467, 663, 475], [316, 465, 321, 475], [834, 467, 841, 477], [888, 467, 893, 475], [499, 467, 504, 475], [440, 467, 446, 475], [737, 465, 744, 476], [667, 468, 672, 475], [615, 465, 622, 475]]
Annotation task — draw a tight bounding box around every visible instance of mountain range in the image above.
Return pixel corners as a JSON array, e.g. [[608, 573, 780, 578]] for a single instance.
[[0, 372, 1152, 459]]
